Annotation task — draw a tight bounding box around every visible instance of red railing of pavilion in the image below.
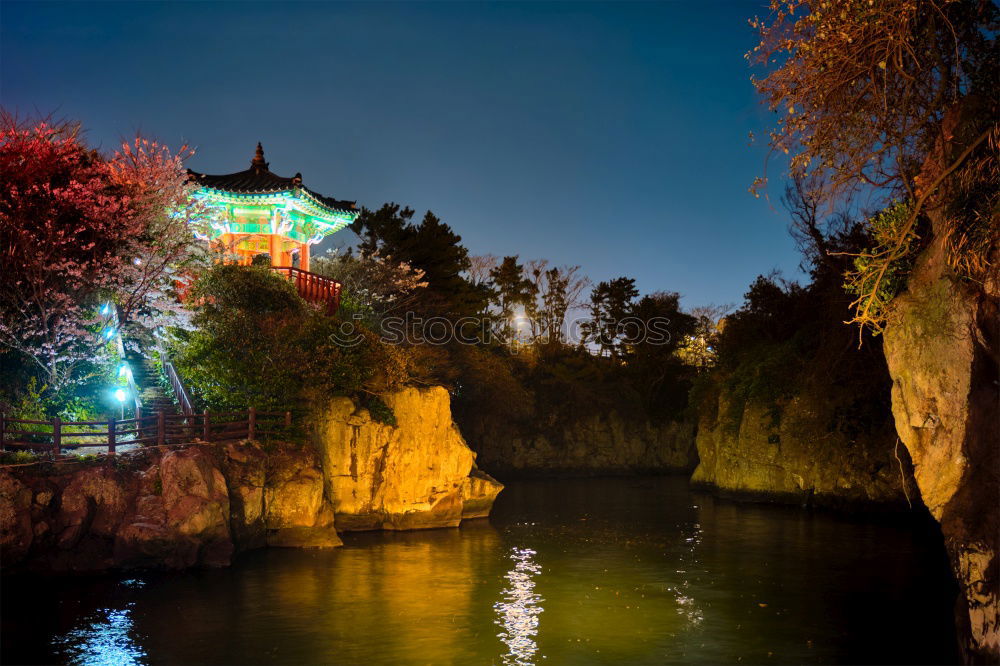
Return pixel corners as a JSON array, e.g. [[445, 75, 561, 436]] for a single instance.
[[270, 266, 341, 314]]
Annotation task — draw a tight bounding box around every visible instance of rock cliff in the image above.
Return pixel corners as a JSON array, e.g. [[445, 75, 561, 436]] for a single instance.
[[882, 237, 999, 662], [1, 385, 505, 572], [691, 390, 911, 509], [313, 386, 504, 530], [0, 442, 341, 572], [461, 411, 696, 476]]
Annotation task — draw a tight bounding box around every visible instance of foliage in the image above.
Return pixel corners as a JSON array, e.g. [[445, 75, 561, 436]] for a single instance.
[[361, 395, 397, 427], [171, 264, 413, 411], [352, 204, 488, 322], [844, 202, 920, 333], [469, 255, 589, 345], [581, 277, 639, 358], [0, 116, 209, 394], [489, 256, 537, 342], [625, 292, 698, 417], [675, 304, 731, 372], [311, 248, 427, 326], [750, 0, 998, 330], [0, 451, 44, 465], [703, 238, 893, 436], [528, 263, 589, 344]]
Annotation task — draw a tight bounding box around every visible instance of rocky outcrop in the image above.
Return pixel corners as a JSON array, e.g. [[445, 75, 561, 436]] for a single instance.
[[263, 444, 341, 548], [883, 237, 999, 662], [462, 411, 696, 476], [219, 441, 342, 550], [692, 391, 910, 509], [313, 386, 503, 530], [1, 386, 504, 572], [461, 469, 503, 519], [0, 441, 341, 573]]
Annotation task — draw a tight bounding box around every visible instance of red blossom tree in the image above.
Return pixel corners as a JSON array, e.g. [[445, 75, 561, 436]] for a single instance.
[[0, 116, 209, 393]]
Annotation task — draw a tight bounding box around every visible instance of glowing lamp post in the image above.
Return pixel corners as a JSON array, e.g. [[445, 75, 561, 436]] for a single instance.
[[114, 388, 127, 420]]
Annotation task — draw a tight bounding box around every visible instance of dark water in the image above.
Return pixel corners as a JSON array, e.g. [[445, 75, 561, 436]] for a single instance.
[[2, 477, 959, 665]]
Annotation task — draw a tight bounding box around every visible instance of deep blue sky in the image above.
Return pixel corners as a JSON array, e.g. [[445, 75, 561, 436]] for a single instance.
[[2, 1, 801, 308]]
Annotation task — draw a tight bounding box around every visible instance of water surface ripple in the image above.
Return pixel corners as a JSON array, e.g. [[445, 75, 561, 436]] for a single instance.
[[1, 477, 959, 665]]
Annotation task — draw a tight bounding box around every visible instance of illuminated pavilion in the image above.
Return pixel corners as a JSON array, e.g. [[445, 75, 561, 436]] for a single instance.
[[188, 143, 358, 271]]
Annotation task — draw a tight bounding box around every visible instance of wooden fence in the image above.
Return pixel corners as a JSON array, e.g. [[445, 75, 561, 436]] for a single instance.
[[0, 408, 292, 457]]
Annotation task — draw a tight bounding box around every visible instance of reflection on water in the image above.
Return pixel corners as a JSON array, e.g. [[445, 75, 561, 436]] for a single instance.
[[53, 604, 145, 666], [494, 547, 544, 665], [1, 477, 960, 665], [667, 520, 704, 628]]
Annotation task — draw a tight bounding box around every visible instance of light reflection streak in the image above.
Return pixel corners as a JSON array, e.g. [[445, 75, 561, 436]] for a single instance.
[[667, 522, 705, 627], [54, 602, 146, 666], [494, 547, 544, 665]]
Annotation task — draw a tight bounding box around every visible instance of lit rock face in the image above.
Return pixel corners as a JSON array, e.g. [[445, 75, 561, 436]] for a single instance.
[[883, 238, 998, 662], [691, 393, 908, 508], [314, 386, 503, 530], [462, 469, 504, 519], [0, 442, 341, 572], [116, 447, 234, 568], [463, 411, 696, 476], [221, 441, 342, 550], [264, 444, 341, 548]]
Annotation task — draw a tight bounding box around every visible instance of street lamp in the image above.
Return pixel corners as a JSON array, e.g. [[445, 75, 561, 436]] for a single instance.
[[114, 388, 127, 420]]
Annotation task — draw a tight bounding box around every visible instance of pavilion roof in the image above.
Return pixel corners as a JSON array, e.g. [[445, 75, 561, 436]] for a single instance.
[[188, 143, 357, 216]]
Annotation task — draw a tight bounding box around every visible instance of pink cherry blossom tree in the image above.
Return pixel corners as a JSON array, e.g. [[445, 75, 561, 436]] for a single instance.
[[0, 115, 210, 394]]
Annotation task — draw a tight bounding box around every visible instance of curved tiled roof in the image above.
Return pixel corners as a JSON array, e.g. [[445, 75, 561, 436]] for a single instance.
[[188, 143, 357, 214]]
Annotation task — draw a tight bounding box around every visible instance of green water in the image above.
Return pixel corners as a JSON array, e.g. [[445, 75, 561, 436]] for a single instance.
[[1, 477, 958, 665]]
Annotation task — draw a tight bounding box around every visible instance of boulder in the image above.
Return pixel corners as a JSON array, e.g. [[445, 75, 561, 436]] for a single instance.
[[264, 444, 341, 548], [461, 469, 504, 519], [221, 441, 268, 551], [115, 446, 233, 568], [0, 469, 34, 565], [314, 386, 502, 530]]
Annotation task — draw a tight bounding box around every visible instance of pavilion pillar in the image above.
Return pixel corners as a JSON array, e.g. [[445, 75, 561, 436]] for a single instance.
[[300, 243, 310, 272], [269, 234, 281, 266]]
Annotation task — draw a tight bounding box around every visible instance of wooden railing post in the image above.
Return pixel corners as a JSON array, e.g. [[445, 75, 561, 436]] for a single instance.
[[157, 410, 165, 446], [52, 416, 61, 457], [248, 407, 256, 441], [108, 418, 116, 456], [202, 410, 210, 442], [284, 411, 292, 428]]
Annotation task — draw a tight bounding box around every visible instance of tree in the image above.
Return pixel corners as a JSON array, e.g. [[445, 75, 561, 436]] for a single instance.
[[352, 204, 488, 322], [625, 292, 697, 417], [0, 117, 208, 393], [676, 304, 732, 373], [466, 254, 499, 289], [582, 277, 639, 358], [750, 0, 998, 329], [172, 263, 411, 409], [311, 248, 427, 324], [489, 256, 537, 342]]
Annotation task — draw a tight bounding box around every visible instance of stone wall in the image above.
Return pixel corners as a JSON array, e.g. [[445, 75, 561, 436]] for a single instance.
[[460, 410, 696, 476]]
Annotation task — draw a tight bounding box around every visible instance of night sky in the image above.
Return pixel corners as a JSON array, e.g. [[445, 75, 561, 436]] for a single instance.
[[2, 1, 800, 309]]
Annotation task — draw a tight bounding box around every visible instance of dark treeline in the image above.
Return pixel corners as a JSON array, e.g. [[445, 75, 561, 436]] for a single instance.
[[163, 184, 898, 451]]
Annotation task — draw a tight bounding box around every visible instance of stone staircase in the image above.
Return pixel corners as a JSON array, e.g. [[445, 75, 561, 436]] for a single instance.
[[125, 350, 178, 416]]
